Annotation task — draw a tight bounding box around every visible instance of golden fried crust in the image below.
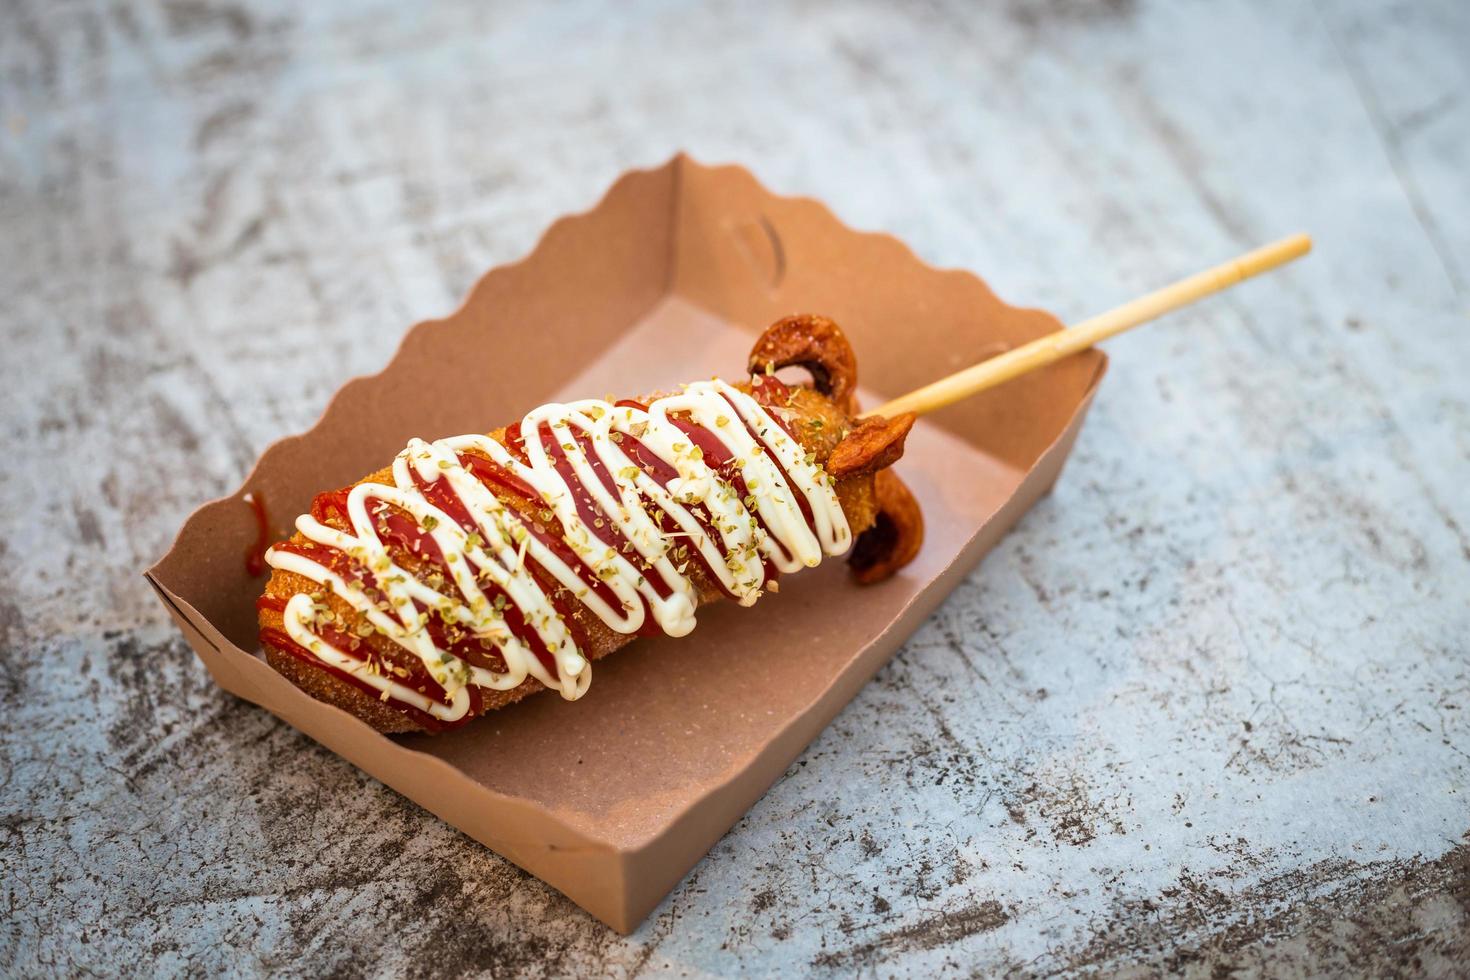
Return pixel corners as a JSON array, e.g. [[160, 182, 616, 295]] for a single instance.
[[848, 469, 925, 586], [826, 413, 916, 480], [747, 314, 860, 411], [265, 643, 437, 734], [259, 382, 883, 734]]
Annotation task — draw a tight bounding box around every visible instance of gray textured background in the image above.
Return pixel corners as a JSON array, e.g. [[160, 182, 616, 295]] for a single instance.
[[3, 0, 1468, 975]]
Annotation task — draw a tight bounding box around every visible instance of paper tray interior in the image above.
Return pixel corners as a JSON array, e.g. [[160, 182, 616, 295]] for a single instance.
[[146, 155, 1105, 933]]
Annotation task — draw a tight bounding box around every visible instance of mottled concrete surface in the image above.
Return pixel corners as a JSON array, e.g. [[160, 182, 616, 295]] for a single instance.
[[2, 0, 1468, 975]]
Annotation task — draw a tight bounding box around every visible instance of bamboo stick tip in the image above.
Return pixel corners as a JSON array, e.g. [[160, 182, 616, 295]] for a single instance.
[[863, 234, 1312, 420], [1246, 233, 1313, 274]]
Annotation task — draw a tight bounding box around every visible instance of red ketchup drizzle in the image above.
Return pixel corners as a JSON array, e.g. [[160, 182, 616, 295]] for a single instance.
[[244, 492, 271, 576], [458, 451, 535, 500], [300, 462, 605, 683], [311, 486, 351, 525], [262, 537, 463, 729], [259, 624, 458, 733], [374, 473, 560, 676], [502, 422, 529, 462], [613, 400, 762, 603], [456, 452, 623, 617], [646, 415, 773, 592], [675, 409, 814, 585], [747, 376, 798, 430], [271, 538, 373, 589], [256, 560, 470, 734], [747, 377, 829, 555], [535, 422, 672, 634], [571, 425, 671, 603], [728, 387, 828, 582], [411, 470, 475, 532], [614, 432, 735, 600], [407, 595, 558, 677], [732, 384, 820, 532]]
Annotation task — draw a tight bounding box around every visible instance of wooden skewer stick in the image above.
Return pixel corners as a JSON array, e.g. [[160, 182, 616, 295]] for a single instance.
[[864, 233, 1313, 419]]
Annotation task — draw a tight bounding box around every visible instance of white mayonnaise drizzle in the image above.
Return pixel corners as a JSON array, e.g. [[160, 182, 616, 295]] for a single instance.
[[265, 380, 850, 722]]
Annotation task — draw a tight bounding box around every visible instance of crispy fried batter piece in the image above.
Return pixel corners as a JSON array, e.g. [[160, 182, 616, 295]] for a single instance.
[[849, 469, 925, 585], [749, 313, 861, 410], [827, 413, 916, 479]]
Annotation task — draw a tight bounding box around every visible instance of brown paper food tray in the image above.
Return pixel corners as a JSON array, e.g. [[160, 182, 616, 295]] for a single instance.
[[146, 155, 1105, 934]]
